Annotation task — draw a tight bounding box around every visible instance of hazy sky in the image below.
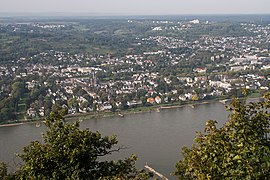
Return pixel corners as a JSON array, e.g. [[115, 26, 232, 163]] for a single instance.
[[1, 0, 269, 15]]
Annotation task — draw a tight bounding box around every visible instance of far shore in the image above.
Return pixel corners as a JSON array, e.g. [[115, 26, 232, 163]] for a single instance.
[[0, 96, 262, 128], [160, 101, 210, 109], [0, 122, 25, 128]]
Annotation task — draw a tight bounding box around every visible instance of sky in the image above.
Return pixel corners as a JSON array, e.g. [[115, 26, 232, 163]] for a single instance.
[[0, 0, 269, 15]]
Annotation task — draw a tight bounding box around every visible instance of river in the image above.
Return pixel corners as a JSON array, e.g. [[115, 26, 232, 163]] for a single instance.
[[0, 102, 229, 178]]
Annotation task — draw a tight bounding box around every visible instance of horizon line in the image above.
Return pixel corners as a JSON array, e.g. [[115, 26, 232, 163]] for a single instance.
[[0, 12, 270, 17]]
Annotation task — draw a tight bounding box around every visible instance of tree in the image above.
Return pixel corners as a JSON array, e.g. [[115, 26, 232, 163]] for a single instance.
[[77, 88, 88, 97], [0, 161, 17, 179], [11, 81, 27, 99], [175, 93, 270, 179], [191, 94, 199, 101], [67, 98, 79, 111], [0, 162, 7, 179], [18, 112, 149, 179]]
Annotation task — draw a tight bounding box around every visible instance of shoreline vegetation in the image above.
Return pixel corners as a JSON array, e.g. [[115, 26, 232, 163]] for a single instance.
[[0, 96, 262, 128]]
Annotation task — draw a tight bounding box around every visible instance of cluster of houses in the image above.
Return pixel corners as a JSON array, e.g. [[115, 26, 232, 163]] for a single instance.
[[0, 21, 270, 118], [20, 59, 269, 118]]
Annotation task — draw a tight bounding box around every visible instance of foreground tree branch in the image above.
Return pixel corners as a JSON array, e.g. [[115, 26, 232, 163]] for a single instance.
[[175, 92, 270, 179], [17, 111, 150, 179]]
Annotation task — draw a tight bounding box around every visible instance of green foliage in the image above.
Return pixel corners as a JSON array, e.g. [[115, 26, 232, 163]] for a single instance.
[[18, 112, 149, 179], [0, 162, 15, 179], [67, 98, 79, 109], [0, 162, 7, 178], [175, 93, 270, 179]]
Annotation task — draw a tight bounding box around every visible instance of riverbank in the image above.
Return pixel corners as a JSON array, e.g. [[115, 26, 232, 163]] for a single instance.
[[0, 99, 220, 127], [0, 122, 25, 127], [0, 95, 262, 127], [63, 100, 217, 122]]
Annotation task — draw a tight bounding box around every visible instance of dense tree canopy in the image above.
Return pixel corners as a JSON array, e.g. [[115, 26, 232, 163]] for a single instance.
[[0, 162, 8, 179], [175, 93, 270, 179], [17, 112, 149, 179]]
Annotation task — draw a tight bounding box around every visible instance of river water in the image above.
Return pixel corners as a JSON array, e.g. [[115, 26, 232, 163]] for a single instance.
[[0, 102, 229, 178]]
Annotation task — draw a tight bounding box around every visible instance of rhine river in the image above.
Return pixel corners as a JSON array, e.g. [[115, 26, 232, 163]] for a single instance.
[[0, 102, 229, 178]]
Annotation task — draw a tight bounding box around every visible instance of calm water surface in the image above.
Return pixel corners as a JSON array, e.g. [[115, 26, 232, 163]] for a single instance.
[[0, 102, 229, 178]]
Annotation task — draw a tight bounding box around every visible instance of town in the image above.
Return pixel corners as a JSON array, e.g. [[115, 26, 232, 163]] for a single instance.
[[0, 17, 270, 122]]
